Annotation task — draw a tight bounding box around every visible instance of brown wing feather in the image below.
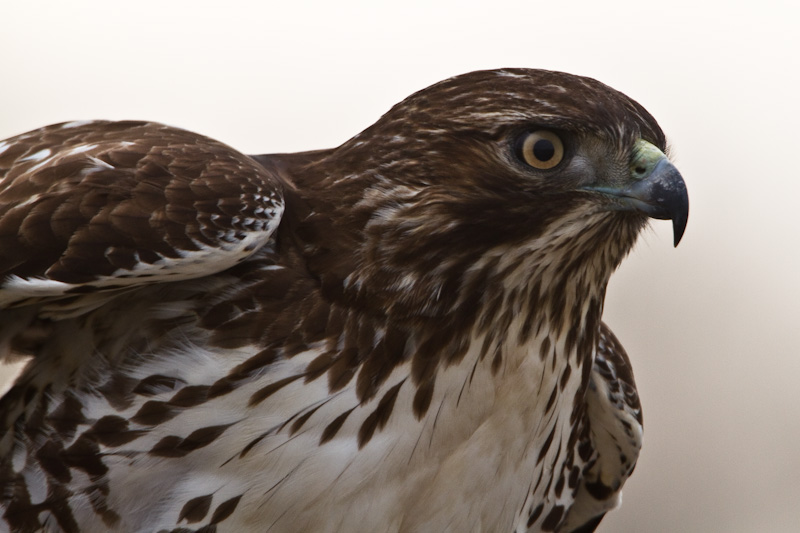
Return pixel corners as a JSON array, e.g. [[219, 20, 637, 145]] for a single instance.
[[558, 322, 643, 532], [0, 121, 284, 307]]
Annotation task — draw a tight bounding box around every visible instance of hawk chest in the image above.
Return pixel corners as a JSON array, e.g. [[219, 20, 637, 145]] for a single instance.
[[133, 324, 592, 533], [8, 301, 591, 533]]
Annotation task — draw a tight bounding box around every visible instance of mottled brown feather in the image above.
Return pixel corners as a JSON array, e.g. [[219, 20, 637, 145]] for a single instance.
[[0, 121, 284, 289]]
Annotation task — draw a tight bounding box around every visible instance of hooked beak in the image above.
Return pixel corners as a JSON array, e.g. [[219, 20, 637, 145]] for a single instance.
[[585, 140, 689, 246]]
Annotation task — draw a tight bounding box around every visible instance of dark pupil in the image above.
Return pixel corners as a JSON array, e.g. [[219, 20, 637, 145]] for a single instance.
[[533, 139, 555, 161]]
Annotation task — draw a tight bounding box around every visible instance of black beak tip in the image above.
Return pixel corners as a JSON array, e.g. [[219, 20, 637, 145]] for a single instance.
[[669, 178, 689, 247], [672, 213, 687, 247]]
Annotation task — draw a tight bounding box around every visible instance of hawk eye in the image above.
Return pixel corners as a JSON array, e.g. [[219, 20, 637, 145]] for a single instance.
[[518, 130, 564, 170]]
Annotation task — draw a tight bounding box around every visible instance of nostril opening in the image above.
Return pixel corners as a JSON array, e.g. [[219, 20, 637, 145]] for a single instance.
[[635, 165, 647, 175]]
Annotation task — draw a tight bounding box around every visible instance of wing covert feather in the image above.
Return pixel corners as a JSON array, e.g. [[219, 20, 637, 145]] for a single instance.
[[0, 121, 284, 307]]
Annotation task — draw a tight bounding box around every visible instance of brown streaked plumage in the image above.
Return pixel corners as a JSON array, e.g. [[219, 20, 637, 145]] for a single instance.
[[0, 68, 687, 532]]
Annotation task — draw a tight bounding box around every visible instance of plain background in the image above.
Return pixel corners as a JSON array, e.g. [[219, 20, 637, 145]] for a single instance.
[[1, 1, 798, 531]]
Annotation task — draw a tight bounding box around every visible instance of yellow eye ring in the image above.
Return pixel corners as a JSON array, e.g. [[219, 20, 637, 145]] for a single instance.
[[519, 130, 564, 170]]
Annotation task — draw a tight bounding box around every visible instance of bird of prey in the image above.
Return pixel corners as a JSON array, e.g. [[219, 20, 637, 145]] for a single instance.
[[0, 68, 688, 533]]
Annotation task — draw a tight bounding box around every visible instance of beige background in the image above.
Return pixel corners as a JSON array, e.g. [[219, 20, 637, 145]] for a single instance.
[[1, 1, 798, 531]]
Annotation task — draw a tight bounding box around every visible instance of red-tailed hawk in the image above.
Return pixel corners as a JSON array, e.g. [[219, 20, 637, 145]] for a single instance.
[[0, 69, 688, 532]]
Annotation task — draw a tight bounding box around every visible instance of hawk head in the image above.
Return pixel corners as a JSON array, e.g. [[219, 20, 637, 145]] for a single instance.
[[279, 68, 688, 322]]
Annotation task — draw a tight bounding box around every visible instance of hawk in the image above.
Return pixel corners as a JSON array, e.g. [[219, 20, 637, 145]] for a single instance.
[[0, 69, 688, 533]]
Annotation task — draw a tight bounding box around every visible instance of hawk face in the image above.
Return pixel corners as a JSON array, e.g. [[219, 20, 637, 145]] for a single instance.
[[293, 69, 688, 321]]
